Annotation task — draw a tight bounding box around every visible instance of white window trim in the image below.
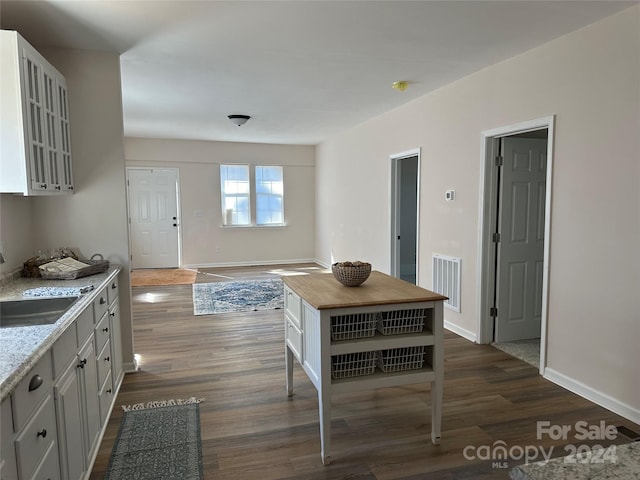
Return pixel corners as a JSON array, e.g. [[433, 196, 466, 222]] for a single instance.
[[219, 164, 286, 227]]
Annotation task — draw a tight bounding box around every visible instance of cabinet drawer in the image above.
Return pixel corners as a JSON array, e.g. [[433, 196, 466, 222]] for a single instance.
[[286, 318, 303, 362], [96, 339, 112, 388], [107, 277, 119, 306], [94, 311, 110, 352], [76, 305, 94, 345], [98, 375, 114, 427], [29, 441, 61, 480], [51, 321, 77, 379], [285, 287, 301, 328], [12, 354, 53, 432], [15, 394, 56, 480], [93, 287, 109, 323]]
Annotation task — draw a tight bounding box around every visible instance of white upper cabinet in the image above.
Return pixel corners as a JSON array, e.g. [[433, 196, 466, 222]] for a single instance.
[[0, 30, 74, 195]]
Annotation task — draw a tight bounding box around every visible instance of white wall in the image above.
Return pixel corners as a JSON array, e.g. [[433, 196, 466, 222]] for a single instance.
[[0, 194, 33, 274], [316, 6, 640, 420], [125, 138, 315, 267]]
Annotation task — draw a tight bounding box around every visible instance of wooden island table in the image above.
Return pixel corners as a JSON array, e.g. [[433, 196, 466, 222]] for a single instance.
[[283, 270, 447, 465]]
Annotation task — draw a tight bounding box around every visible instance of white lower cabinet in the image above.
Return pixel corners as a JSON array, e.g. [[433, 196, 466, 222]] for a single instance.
[[1, 269, 124, 480], [54, 356, 84, 480], [55, 336, 100, 480]]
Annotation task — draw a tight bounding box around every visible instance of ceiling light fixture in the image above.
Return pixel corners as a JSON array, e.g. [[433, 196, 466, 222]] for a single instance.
[[228, 114, 251, 126], [392, 81, 409, 92]]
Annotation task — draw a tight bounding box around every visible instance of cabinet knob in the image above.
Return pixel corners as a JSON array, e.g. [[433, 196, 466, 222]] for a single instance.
[[110, 312, 115, 317], [28, 374, 43, 392], [37, 428, 47, 438], [100, 297, 106, 304], [77, 358, 87, 369], [69, 186, 74, 190], [107, 389, 112, 394], [104, 356, 110, 362], [111, 282, 117, 289], [55, 185, 61, 190], [103, 327, 109, 332], [41, 183, 47, 189]]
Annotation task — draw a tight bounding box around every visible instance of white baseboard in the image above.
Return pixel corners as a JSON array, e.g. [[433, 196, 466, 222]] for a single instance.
[[544, 367, 640, 425], [314, 258, 331, 268], [444, 319, 477, 343], [183, 258, 318, 269], [123, 359, 139, 374]]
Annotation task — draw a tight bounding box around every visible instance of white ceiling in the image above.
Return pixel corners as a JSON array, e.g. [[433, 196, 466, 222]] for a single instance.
[[1, 1, 635, 145]]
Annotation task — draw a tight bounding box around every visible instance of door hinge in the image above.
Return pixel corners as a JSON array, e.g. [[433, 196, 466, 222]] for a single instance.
[[490, 306, 498, 317], [492, 232, 501, 243], [495, 155, 504, 167]]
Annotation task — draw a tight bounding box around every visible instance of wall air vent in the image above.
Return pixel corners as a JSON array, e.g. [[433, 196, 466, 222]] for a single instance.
[[432, 254, 461, 313]]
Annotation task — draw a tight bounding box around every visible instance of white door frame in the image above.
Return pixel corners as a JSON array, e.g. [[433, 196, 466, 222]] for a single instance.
[[476, 116, 555, 375], [390, 148, 421, 284], [126, 167, 182, 269]]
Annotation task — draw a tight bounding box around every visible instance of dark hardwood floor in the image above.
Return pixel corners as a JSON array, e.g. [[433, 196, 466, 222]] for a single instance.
[[89, 265, 637, 479]]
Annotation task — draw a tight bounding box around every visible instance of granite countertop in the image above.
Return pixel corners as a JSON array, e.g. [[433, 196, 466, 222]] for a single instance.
[[0, 265, 122, 401], [509, 441, 640, 480]]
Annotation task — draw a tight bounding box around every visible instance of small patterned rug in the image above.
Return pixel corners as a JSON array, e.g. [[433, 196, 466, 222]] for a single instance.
[[105, 399, 203, 480], [192, 278, 284, 315]]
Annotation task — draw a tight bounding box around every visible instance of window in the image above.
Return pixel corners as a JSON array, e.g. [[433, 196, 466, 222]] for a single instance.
[[220, 164, 250, 225], [220, 164, 284, 226], [256, 166, 283, 225]]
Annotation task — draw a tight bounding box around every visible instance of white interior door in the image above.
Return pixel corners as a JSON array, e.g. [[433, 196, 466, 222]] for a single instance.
[[494, 137, 547, 342], [127, 168, 179, 269]]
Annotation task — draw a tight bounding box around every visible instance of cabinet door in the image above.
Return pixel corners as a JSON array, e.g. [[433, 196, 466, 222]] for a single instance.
[[1, 398, 17, 480], [78, 338, 100, 463], [14, 394, 57, 480], [56, 76, 73, 192], [30, 441, 61, 480], [21, 45, 50, 192], [109, 299, 123, 388], [54, 360, 85, 480], [42, 68, 62, 192]]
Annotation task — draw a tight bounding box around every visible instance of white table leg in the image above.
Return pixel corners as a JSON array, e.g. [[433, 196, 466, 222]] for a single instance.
[[285, 345, 294, 397], [318, 387, 331, 465], [430, 379, 442, 445], [431, 301, 444, 445]]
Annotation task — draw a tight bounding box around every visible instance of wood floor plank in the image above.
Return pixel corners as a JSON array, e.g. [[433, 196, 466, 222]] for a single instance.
[[89, 264, 638, 479]]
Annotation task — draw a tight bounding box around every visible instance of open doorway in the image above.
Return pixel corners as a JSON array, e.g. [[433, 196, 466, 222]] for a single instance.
[[390, 149, 420, 284], [477, 117, 555, 374]]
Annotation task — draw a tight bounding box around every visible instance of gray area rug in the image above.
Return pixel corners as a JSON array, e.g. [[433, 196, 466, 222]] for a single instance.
[[193, 278, 284, 315], [105, 402, 202, 480]]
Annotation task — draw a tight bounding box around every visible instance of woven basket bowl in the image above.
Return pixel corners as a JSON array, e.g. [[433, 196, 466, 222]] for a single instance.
[[331, 262, 372, 287]]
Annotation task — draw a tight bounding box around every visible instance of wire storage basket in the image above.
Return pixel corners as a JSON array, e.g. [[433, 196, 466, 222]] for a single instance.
[[377, 309, 426, 335], [331, 351, 377, 379], [331, 312, 379, 341], [377, 346, 425, 373]]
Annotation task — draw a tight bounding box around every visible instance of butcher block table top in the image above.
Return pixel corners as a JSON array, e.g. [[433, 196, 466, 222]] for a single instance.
[[283, 270, 447, 310]]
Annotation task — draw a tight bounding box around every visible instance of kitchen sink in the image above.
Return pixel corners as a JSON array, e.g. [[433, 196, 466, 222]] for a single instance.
[[0, 296, 79, 328]]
